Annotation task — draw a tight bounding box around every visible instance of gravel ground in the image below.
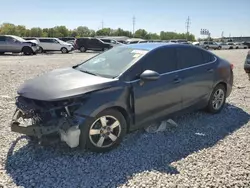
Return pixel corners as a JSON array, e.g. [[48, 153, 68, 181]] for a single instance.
[[0, 49, 249, 188]]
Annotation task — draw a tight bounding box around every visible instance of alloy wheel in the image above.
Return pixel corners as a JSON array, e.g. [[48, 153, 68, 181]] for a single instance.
[[212, 88, 225, 110], [88, 115, 121, 148]]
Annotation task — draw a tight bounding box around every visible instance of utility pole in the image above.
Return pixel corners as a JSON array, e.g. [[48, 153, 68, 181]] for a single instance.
[[101, 20, 104, 29], [185, 16, 190, 40], [221, 31, 224, 42], [132, 16, 135, 37]]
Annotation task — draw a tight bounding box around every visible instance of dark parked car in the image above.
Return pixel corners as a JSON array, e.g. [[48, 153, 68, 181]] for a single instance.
[[244, 50, 250, 80], [10, 43, 234, 152], [58, 37, 75, 42], [74, 37, 113, 52]]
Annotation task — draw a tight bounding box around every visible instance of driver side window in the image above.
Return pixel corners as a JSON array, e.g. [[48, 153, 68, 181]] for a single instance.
[[141, 47, 178, 74], [124, 47, 178, 81]]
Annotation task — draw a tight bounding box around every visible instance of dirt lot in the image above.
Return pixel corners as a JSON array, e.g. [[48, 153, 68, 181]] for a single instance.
[[0, 49, 249, 188]]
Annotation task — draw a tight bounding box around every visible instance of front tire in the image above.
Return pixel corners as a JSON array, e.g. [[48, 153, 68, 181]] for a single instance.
[[61, 47, 68, 54], [22, 47, 33, 55], [79, 46, 86, 52], [206, 84, 226, 114], [80, 109, 127, 153]]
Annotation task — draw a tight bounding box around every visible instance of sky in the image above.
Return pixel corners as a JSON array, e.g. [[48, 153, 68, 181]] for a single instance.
[[0, 0, 249, 39]]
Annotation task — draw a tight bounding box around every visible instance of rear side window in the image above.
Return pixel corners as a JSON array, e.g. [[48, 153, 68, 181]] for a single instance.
[[142, 47, 178, 74], [39, 39, 51, 43], [177, 47, 204, 69], [201, 50, 215, 63]]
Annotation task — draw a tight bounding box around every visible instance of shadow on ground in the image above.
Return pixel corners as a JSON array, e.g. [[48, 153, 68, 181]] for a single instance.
[[5, 104, 250, 188]]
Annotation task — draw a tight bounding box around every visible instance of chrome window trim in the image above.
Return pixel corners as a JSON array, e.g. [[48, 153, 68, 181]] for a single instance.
[[125, 56, 217, 84]]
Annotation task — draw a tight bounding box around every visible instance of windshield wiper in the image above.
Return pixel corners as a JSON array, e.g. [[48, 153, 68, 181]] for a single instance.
[[79, 69, 98, 76]]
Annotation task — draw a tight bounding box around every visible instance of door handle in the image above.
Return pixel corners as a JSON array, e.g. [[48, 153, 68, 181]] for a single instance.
[[207, 68, 214, 73], [173, 77, 182, 84]]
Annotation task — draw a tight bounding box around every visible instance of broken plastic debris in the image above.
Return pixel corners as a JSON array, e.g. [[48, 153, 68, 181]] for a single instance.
[[195, 132, 205, 136], [144, 119, 178, 133], [59, 125, 81, 148], [0, 95, 11, 99]]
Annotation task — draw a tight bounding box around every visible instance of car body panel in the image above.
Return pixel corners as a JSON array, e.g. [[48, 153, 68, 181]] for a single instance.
[[37, 38, 73, 52], [130, 71, 182, 126], [17, 67, 117, 101], [12, 43, 234, 140], [0, 35, 38, 53]]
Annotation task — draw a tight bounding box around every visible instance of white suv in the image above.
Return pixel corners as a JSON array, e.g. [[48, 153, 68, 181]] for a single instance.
[[37, 38, 74, 53]]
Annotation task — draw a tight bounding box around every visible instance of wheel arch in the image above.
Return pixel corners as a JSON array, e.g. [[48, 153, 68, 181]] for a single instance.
[[90, 103, 132, 132], [215, 81, 227, 92]]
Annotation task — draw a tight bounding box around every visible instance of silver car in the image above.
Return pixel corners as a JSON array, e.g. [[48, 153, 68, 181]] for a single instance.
[[199, 41, 221, 50], [0, 35, 39, 55]]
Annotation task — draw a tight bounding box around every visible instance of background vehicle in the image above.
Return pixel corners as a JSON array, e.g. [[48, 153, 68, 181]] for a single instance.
[[0, 35, 39, 55], [199, 41, 221, 50], [11, 43, 234, 153], [58, 37, 75, 42], [244, 50, 250, 80], [217, 42, 231, 50], [99, 38, 122, 45], [242, 41, 250, 49], [37, 38, 74, 53], [74, 37, 113, 52], [226, 42, 235, 49], [234, 42, 248, 49]]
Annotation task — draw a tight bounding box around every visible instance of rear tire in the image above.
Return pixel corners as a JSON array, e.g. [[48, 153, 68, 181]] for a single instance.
[[38, 47, 43, 53], [80, 109, 127, 153], [0, 52, 4, 55], [22, 47, 33, 55], [206, 84, 226, 114]]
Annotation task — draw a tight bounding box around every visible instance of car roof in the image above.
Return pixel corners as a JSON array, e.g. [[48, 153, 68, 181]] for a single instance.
[[122, 43, 192, 51]]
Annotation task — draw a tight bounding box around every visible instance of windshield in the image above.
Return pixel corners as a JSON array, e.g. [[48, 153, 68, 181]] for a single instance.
[[75, 46, 148, 78], [11, 36, 27, 42], [56, 39, 66, 44]]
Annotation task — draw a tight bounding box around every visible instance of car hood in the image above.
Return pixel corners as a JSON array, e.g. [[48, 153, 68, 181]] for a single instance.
[[17, 67, 117, 101], [25, 40, 38, 44]]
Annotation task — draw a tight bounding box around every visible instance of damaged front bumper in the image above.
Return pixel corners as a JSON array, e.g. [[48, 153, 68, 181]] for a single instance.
[[10, 96, 89, 148]]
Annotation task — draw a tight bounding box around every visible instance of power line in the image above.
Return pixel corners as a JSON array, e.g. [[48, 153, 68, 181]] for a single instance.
[[185, 16, 191, 40], [132, 16, 135, 37]]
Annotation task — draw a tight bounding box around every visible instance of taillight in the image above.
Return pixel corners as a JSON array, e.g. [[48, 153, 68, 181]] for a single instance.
[[230, 63, 234, 70]]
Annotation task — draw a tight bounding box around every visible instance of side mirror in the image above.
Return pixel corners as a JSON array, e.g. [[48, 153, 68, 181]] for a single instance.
[[140, 70, 160, 81]]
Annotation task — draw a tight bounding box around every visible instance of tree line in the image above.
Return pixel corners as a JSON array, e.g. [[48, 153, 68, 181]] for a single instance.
[[0, 23, 196, 41]]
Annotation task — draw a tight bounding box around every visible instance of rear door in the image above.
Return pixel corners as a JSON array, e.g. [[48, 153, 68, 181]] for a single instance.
[[176, 46, 216, 109], [39, 39, 59, 51], [131, 47, 182, 125], [88, 39, 102, 50]]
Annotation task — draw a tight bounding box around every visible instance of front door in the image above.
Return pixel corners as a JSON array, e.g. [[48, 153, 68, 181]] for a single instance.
[[131, 47, 182, 125], [176, 46, 215, 109], [0, 36, 7, 52]]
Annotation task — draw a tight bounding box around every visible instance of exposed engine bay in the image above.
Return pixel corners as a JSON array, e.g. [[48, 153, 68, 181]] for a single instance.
[[10, 96, 85, 148]]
